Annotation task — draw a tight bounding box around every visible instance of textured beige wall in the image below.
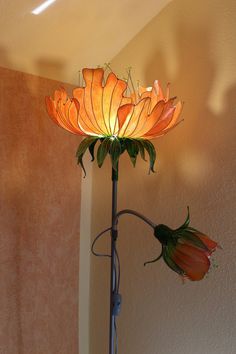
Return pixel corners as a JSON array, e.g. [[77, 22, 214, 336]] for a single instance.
[[90, 1, 236, 353], [0, 67, 81, 354]]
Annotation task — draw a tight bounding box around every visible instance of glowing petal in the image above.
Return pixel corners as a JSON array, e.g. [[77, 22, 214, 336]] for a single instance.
[[103, 73, 127, 135], [123, 98, 151, 137], [73, 87, 102, 136], [83, 68, 106, 135], [117, 104, 134, 133]]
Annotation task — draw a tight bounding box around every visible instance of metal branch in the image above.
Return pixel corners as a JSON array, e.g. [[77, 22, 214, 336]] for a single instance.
[[115, 209, 156, 230]]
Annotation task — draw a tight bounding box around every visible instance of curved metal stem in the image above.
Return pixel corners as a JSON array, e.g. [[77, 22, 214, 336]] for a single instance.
[[115, 209, 156, 230]]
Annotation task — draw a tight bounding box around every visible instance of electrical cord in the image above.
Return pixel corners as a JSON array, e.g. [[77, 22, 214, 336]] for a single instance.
[[91, 226, 121, 354], [91, 227, 112, 258]]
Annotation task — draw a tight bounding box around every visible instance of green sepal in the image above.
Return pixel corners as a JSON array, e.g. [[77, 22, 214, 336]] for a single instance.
[[110, 138, 121, 171], [177, 230, 209, 251], [125, 139, 139, 167], [136, 140, 146, 162], [88, 139, 98, 161], [142, 140, 156, 173], [97, 138, 112, 168], [162, 244, 185, 276], [76, 136, 98, 177], [177, 206, 190, 230]]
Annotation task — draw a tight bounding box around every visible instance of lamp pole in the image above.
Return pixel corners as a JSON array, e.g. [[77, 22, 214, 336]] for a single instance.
[[109, 167, 119, 354], [109, 166, 157, 354], [108, 167, 157, 354]]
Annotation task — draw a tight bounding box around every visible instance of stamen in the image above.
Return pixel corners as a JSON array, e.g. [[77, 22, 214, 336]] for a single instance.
[[137, 80, 141, 98], [104, 62, 113, 73], [126, 67, 137, 103], [166, 82, 170, 101]]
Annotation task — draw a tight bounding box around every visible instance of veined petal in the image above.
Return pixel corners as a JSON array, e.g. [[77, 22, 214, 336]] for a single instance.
[[103, 72, 127, 135], [54, 87, 67, 103], [121, 98, 150, 137], [117, 104, 134, 133], [45, 96, 61, 126], [45, 92, 85, 135], [147, 108, 175, 134], [57, 99, 79, 133], [196, 233, 218, 252], [83, 68, 107, 135], [143, 120, 182, 140], [172, 244, 210, 281], [121, 96, 132, 105], [164, 101, 183, 131], [67, 98, 86, 134], [153, 80, 165, 101], [132, 100, 165, 138], [143, 102, 176, 138], [73, 87, 103, 136]]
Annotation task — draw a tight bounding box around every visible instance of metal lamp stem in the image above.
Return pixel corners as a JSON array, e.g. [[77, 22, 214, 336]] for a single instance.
[[109, 168, 118, 354], [108, 168, 156, 354]]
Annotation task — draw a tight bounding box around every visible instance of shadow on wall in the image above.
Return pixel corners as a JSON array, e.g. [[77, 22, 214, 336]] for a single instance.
[[90, 2, 236, 354], [36, 58, 67, 84], [113, 15, 236, 354], [0, 48, 80, 354], [0, 46, 12, 68], [143, 24, 236, 215]]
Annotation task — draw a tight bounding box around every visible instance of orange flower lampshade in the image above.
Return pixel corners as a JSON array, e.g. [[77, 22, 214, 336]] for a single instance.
[[152, 208, 220, 281], [45, 65, 220, 354], [45, 68, 183, 174]]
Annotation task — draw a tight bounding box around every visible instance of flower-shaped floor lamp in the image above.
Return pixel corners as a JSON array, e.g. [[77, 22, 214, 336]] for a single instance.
[[45, 67, 219, 354]]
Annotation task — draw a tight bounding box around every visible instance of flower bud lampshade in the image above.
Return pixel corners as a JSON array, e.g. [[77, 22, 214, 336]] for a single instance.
[[45, 67, 220, 354]]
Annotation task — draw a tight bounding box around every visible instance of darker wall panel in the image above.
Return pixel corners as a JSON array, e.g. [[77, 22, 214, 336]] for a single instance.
[[0, 67, 81, 354]]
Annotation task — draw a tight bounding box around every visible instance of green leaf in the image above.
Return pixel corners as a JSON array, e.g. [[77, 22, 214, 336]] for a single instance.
[[76, 136, 98, 177], [136, 140, 146, 161], [125, 139, 139, 167], [88, 139, 98, 161], [177, 206, 190, 230], [110, 138, 121, 171], [97, 138, 112, 168], [142, 140, 157, 173]]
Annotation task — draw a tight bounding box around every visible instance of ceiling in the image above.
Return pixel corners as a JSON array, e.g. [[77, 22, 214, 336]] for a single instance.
[[0, 0, 172, 84]]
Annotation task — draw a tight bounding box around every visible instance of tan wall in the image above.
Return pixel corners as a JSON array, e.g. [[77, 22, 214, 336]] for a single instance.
[[90, 1, 236, 353], [0, 67, 81, 354]]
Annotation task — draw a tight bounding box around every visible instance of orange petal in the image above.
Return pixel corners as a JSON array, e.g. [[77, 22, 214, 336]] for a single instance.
[[57, 99, 80, 134], [73, 87, 103, 136], [103, 72, 127, 135], [66, 99, 85, 135], [121, 97, 132, 105], [143, 119, 183, 140], [123, 98, 151, 137], [173, 244, 210, 281], [45, 93, 83, 135], [164, 101, 183, 131], [117, 104, 134, 132], [83, 68, 107, 135], [196, 233, 218, 252], [45, 96, 60, 126], [153, 80, 165, 101], [142, 97, 176, 136], [132, 100, 165, 138], [54, 87, 67, 103], [140, 90, 152, 100]]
